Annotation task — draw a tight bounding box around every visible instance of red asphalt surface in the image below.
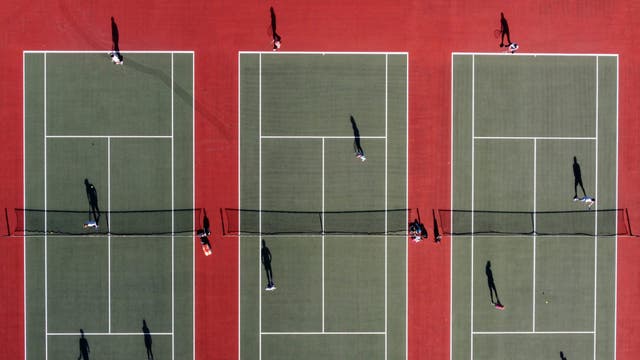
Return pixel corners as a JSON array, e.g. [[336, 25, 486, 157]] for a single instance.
[[0, 0, 639, 359]]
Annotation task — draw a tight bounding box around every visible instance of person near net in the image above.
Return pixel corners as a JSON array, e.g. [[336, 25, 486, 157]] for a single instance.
[[262, 239, 276, 290], [577, 195, 596, 210], [197, 229, 212, 256], [83, 219, 99, 229], [572, 156, 588, 200], [270, 6, 282, 51], [84, 179, 101, 225], [409, 219, 426, 242]]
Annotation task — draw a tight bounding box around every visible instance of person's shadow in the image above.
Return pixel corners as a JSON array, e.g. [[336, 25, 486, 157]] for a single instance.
[[350, 115, 364, 156], [84, 179, 101, 224], [261, 239, 274, 289], [111, 16, 120, 53], [572, 156, 587, 199], [142, 319, 154, 360], [486, 261, 504, 308], [270, 6, 281, 48], [499, 12, 512, 47], [78, 329, 90, 360], [560, 351, 568, 360]]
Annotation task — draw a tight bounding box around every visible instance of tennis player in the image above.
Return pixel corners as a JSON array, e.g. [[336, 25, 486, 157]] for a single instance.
[[109, 51, 124, 65], [575, 195, 596, 210], [83, 220, 99, 229]]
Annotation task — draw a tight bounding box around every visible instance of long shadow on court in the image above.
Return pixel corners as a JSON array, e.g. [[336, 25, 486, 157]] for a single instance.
[[350, 115, 365, 158], [124, 57, 230, 140], [111, 16, 120, 54], [78, 329, 90, 360], [142, 319, 154, 360], [485, 261, 504, 309]]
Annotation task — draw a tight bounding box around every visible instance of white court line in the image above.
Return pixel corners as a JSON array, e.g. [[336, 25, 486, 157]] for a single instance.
[[24, 50, 194, 54], [449, 52, 454, 360], [261, 331, 386, 335], [384, 53, 389, 360], [45, 135, 172, 139], [108, 138, 111, 333], [43, 52, 49, 360], [470, 54, 475, 360], [171, 52, 176, 360], [453, 52, 619, 360], [322, 138, 325, 333], [258, 53, 263, 360], [261, 135, 386, 139], [405, 53, 410, 360], [254, 233, 407, 238], [30, 50, 190, 359], [532, 139, 537, 332], [237, 51, 243, 360], [614, 55, 619, 360], [452, 52, 618, 57], [593, 56, 599, 360], [474, 136, 596, 140], [473, 331, 594, 335], [22, 51, 27, 360], [47, 332, 173, 336], [239, 51, 409, 55], [191, 51, 196, 360], [244, 51, 406, 358]]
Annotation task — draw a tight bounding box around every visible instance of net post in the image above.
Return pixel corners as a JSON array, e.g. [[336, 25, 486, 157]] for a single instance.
[[432, 209, 441, 241], [318, 211, 324, 235], [531, 211, 535, 235], [4, 208, 9, 236], [219, 208, 227, 236], [625, 208, 633, 236]]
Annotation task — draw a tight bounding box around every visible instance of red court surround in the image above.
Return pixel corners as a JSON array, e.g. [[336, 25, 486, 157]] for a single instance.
[[0, 0, 638, 359]]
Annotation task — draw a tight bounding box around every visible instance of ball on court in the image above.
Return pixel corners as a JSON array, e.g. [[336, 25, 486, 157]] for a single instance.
[[545, 300, 549, 304]]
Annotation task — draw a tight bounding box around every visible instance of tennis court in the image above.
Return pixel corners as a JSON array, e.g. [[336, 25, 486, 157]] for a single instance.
[[450, 54, 618, 359], [236, 52, 408, 359], [23, 51, 194, 359]]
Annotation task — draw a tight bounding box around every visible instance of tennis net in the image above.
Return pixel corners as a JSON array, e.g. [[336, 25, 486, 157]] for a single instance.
[[437, 208, 632, 236], [15, 208, 203, 235], [221, 208, 416, 235]]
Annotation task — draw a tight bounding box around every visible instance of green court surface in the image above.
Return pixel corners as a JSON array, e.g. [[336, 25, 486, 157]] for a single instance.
[[238, 53, 408, 359], [451, 54, 618, 359], [24, 52, 194, 360]]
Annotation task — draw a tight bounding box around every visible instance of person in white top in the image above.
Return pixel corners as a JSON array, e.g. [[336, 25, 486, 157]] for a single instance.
[[83, 220, 99, 229]]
